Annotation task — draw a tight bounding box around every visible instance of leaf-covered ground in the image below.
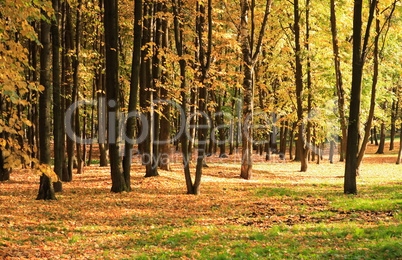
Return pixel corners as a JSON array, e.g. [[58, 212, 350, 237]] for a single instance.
[[0, 143, 401, 259]]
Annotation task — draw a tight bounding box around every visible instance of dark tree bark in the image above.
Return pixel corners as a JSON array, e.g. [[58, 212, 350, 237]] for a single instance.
[[305, 0, 312, 163], [73, 0, 84, 175], [37, 12, 56, 200], [374, 126, 379, 145], [396, 126, 402, 164], [158, 3, 171, 171], [52, 0, 63, 192], [122, 0, 142, 189], [294, 0, 308, 172], [376, 122, 386, 154], [104, 0, 129, 192], [63, 1, 74, 182], [172, 0, 193, 193], [345, 0, 377, 194], [97, 0, 108, 167], [0, 149, 10, 181], [357, 6, 380, 168], [389, 98, 398, 151], [192, 0, 213, 194], [330, 0, 347, 162], [240, 0, 273, 180]]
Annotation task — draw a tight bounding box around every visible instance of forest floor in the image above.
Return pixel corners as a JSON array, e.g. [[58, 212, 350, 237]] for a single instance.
[[0, 142, 401, 259]]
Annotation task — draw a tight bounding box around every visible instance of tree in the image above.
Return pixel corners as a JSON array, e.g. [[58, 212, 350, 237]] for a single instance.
[[330, 0, 347, 162], [239, 0, 273, 180], [294, 0, 309, 172], [123, 0, 142, 190], [52, 0, 63, 192], [104, 0, 129, 192], [344, 0, 377, 194], [37, 10, 56, 200]]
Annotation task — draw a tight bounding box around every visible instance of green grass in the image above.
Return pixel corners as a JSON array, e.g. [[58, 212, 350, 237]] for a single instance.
[[120, 224, 401, 259], [1, 160, 401, 259]]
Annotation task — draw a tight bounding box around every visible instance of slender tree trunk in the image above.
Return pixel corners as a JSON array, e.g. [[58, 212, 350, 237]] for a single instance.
[[52, 0, 63, 192], [306, 0, 312, 163], [104, 0, 129, 192], [370, 128, 374, 144], [374, 126, 379, 145], [345, 0, 367, 194], [122, 0, 142, 189], [158, 4, 171, 171], [329, 140, 335, 163], [172, 0, 194, 194], [396, 126, 402, 164], [97, 0, 108, 167], [37, 12, 56, 200], [330, 0, 347, 162], [0, 149, 10, 181], [289, 124, 294, 160], [356, 8, 379, 169], [376, 122, 386, 154], [73, 0, 84, 175], [64, 1, 74, 182], [389, 99, 398, 151], [294, 0, 308, 172]]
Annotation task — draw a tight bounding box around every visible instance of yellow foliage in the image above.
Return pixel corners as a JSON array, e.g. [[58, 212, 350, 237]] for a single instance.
[[35, 164, 59, 183]]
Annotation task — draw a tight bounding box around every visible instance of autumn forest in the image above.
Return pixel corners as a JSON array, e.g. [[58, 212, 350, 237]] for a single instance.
[[0, 0, 401, 258]]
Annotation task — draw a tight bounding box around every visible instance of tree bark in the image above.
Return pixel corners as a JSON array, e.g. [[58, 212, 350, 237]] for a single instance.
[[356, 7, 380, 169], [172, 0, 194, 194], [345, 0, 373, 194], [104, 0, 129, 192], [0, 149, 10, 181], [330, 0, 347, 162], [51, 0, 63, 192], [389, 98, 398, 151], [37, 12, 56, 200], [376, 122, 386, 154], [294, 0, 308, 172], [396, 126, 402, 164], [158, 4, 171, 171], [240, 0, 273, 180], [122, 0, 142, 189], [64, 1, 74, 182]]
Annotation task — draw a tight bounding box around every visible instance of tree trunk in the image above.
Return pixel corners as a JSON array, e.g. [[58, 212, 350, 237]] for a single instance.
[[345, 0, 366, 194], [51, 0, 63, 192], [389, 99, 398, 151], [356, 9, 380, 169], [294, 0, 308, 172], [158, 5, 171, 171], [289, 123, 294, 160], [172, 0, 194, 194], [123, 0, 142, 188], [0, 149, 10, 181], [396, 126, 402, 164], [104, 0, 129, 192], [374, 126, 379, 145], [329, 140, 335, 163], [73, 0, 84, 175], [330, 0, 347, 162], [376, 122, 386, 154], [64, 1, 74, 182], [37, 12, 56, 200]]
